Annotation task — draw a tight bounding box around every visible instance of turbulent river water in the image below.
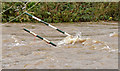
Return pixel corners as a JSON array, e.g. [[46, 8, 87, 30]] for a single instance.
[[2, 22, 118, 69]]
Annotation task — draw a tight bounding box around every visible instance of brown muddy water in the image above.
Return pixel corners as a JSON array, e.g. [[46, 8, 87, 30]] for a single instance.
[[2, 22, 118, 69]]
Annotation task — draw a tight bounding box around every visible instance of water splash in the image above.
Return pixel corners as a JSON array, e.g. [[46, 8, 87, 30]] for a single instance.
[[58, 32, 84, 45], [109, 32, 118, 37], [10, 35, 25, 46], [57, 32, 114, 51]]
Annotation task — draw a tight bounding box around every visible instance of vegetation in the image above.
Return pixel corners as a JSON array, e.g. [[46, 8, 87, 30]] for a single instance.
[[2, 2, 119, 23]]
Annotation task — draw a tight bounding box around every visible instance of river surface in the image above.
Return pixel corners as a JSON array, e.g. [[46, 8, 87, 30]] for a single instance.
[[2, 22, 118, 69]]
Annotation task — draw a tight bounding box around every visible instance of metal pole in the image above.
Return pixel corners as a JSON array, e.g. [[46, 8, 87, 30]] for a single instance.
[[24, 12, 71, 36], [23, 28, 57, 47]]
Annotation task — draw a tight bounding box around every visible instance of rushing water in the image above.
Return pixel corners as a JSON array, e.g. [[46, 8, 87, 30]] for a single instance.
[[2, 22, 118, 69]]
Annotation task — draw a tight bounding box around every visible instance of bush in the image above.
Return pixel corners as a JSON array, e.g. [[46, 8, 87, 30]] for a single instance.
[[2, 2, 119, 23]]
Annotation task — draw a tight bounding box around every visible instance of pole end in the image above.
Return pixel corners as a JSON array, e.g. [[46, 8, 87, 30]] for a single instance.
[[49, 42, 57, 47]]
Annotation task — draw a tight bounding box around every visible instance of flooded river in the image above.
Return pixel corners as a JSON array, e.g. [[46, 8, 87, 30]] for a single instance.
[[2, 22, 118, 69]]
